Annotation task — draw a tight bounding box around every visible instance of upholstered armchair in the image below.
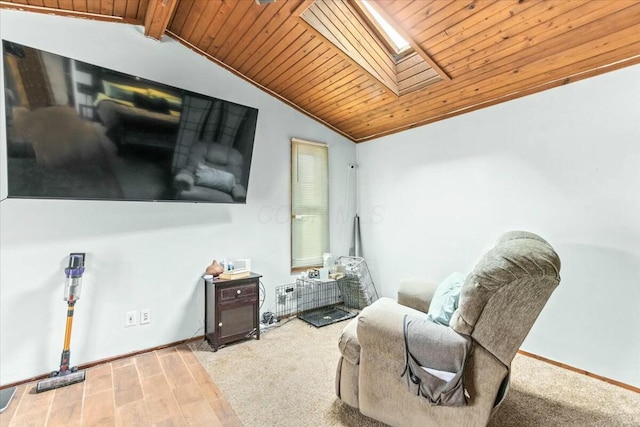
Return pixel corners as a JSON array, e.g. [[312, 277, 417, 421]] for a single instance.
[[335, 231, 561, 427]]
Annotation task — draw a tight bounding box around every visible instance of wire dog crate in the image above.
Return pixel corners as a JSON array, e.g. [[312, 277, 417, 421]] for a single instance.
[[335, 256, 379, 309], [274, 277, 355, 327], [273, 256, 379, 327]]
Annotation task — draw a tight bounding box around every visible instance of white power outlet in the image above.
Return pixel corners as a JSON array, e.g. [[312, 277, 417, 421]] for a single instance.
[[125, 310, 137, 327], [140, 309, 151, 325]]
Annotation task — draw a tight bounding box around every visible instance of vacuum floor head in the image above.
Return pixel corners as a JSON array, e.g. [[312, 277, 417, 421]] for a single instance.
[[36, 370, 85, 393], [0, 387, 16, 413]]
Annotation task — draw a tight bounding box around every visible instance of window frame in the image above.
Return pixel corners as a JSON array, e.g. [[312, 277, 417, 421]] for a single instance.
[[354, 0, 414, 61], [290, 138, 330, 273]]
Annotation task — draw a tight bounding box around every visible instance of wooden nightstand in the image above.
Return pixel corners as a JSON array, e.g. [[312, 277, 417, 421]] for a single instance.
[[204, 273, 261, 351]]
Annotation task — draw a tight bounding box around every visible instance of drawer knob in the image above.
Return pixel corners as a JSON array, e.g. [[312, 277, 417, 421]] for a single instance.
[[236, 289, 242, 295], [218, 322, 223, 327]]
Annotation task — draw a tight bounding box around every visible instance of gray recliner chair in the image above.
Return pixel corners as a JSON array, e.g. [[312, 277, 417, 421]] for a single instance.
[[335, 231, 561, 427]]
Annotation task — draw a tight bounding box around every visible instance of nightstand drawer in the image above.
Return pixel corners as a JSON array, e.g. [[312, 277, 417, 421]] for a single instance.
[[218, 282, 257, 302]]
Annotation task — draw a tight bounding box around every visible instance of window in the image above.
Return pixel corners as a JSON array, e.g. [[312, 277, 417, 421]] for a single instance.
[[360, 0, 411, 55], [298, 1, 443, 96], [291, 138, 329, 270]]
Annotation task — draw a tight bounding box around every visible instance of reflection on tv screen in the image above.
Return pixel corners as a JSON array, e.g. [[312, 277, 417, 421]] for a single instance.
[[2, 40, 258, 203]]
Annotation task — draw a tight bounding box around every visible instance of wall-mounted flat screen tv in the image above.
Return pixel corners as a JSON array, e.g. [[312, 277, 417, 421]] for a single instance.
[[2, 40, 258, 203]]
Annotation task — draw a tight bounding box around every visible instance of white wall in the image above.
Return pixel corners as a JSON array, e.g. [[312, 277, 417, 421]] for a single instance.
[[0, 11, 356, 385], [356, 64, 640, 387]]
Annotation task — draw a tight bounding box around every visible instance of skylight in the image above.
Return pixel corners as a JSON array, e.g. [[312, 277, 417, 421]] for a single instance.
[[361, 0, 410, 53], [299, 1, 443, 96]]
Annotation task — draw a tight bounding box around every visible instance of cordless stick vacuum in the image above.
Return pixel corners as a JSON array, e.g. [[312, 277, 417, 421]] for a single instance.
[[36, 253, 87, 393]]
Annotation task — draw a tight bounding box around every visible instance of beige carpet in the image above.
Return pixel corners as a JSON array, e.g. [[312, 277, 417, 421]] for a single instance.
[[190, 318, 640, 427]]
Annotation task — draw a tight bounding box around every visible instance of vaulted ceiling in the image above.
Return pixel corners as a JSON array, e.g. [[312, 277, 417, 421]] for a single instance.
[[2, 0, 640, 142]]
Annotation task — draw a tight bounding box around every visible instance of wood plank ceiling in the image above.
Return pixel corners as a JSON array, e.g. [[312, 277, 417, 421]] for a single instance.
[[2, 0, 640, 142]]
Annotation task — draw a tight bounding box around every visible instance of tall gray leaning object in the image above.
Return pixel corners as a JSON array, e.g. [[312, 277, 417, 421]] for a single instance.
[[349, 214, 362, 258]]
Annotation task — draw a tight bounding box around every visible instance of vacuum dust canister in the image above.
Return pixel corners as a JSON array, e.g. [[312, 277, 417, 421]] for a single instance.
[[64, 253, 85, 302]]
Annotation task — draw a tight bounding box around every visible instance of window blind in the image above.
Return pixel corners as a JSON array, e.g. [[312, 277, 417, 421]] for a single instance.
[[291, 138, 329, 269]]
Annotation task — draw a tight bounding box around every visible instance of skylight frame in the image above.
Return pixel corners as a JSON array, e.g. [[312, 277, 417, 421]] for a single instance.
[[355, 0, 413, 60], [297, 0, 446, 97]]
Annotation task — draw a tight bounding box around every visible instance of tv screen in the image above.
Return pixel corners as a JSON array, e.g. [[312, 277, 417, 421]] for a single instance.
[[2, 40, 258, 203]]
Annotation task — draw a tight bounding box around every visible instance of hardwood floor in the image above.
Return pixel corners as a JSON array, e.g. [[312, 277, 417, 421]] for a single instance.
[[0, 344, 242, 427]]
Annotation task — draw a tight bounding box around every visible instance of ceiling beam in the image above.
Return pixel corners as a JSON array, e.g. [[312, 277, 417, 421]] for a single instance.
[[0, 1, 132, 23], [144, 0, 179, 41], [291, 0, 315, 17]]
